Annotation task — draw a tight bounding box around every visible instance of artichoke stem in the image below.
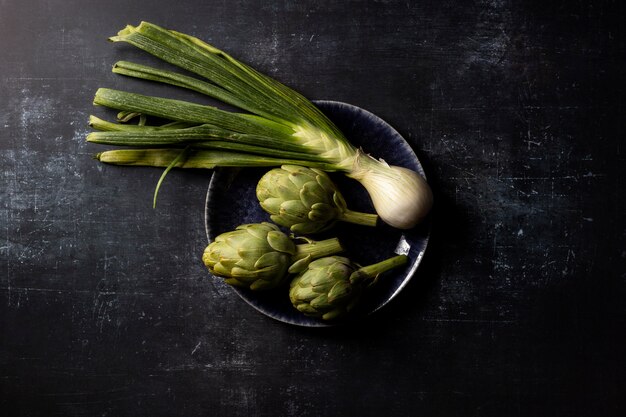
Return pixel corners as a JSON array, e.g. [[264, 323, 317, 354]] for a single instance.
[[353, 255, 408, 283], [293, 238, 344, 261], [337, 209, 378, 227]]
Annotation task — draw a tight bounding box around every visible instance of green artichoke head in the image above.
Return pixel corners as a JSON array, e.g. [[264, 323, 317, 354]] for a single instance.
[[289, 256, 361, 321], [203, 222, 296, 290], [256, 165, 350, 234]]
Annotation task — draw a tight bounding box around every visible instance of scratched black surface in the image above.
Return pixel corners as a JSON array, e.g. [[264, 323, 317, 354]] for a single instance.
[[1, 0, 624, 416]]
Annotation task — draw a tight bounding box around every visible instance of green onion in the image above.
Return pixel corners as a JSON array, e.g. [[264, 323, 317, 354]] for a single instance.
[[90, 21, 433, 229]]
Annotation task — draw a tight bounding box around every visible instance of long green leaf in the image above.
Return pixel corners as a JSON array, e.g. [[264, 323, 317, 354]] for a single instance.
[[95, 149, 338, 170], [112, 61, 281, 122], [110, 23, 299, 126], [89, 115, 197, 132], [93, 88, 295, 140], [87, 122, 314, 154]]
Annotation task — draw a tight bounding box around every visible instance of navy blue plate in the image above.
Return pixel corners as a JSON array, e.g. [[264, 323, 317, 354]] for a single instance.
[[205, 101, 431, 327]]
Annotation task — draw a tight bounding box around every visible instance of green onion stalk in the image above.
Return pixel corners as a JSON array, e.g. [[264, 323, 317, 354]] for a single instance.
[[88, 21, 433, 228]]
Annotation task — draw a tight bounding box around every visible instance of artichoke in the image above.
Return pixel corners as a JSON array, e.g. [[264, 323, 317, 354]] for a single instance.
[[256, 165, 378, 234], [289, 254, 408, 320], [203, 222, 343, 290]]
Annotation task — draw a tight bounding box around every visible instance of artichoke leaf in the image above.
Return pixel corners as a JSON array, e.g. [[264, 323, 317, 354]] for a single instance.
[[293, 286, 319, 302], [327, 280, 353, 303], [212, 262, 232, 277], [266, 230, 296, 254], [291, 221, 328, 235], [281, 164, 301, 174], [309, 293, 329, 309], [301, 181, 327, 203], [288, 171, 311, 189], [288, 255, 311, 274], [230, 266, 267, 279], [237, 246, 271, 259], [332, 191, 348, 211], [218, 256, 242, 270], [275, 182, 295, 201], [309, 203, 335, 221], [259, 197, 283, 214], [315, 171, 336, 192], [243, 222, 275, 240], [296, 303, 319, 314], [299, 182, 326, 208], [280, 199, 310, 218], [254, 251, 286, 269]]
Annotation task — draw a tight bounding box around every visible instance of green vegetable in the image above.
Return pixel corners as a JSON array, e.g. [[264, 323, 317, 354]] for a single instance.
[[289, 254, 408, 320], [202, 222, 343, 290], [89, 21, 433, 229], [256, 165, 377, 234]]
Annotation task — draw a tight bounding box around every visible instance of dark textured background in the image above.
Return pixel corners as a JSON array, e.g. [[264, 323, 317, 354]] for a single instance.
[[1, 0, 624, 416]]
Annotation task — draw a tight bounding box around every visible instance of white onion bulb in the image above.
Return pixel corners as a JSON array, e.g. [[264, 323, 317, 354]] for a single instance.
[[348, 153, 433, 229]]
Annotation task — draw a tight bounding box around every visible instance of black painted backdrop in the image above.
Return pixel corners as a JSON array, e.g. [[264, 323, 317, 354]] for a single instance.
[[1, 1, 624, 416]]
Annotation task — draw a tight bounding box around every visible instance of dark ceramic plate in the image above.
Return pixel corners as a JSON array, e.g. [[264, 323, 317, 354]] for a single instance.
[[204, 101, 431, 327]]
